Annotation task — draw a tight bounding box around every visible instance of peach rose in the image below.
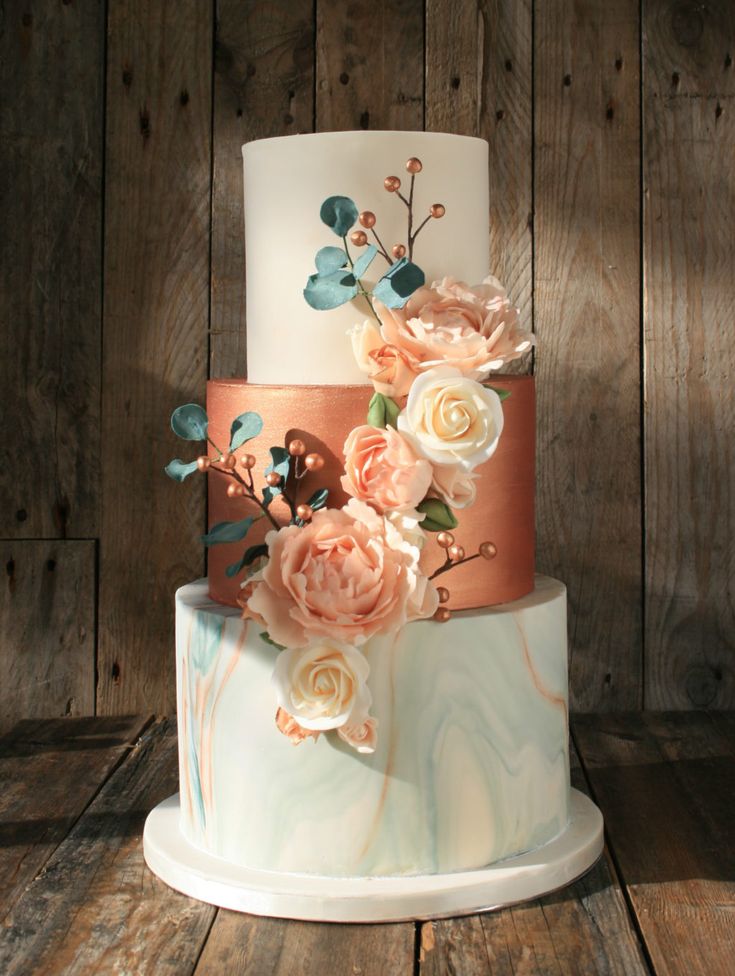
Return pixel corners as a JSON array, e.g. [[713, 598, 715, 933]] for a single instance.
[[275, 707, 321, 745], [430, 464, 480, 509], [272, 640, 371, 731], [338, 716, 378, 754], [341, 424, 432, 513], [376, 275, 534, 379], [398, 366, 504, 471], [350, 321, 419, 397], [245, 497, 439, 648]]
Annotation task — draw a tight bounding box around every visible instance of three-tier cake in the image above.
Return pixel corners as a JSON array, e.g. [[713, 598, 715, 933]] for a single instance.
[[144, 131, 603, 921]]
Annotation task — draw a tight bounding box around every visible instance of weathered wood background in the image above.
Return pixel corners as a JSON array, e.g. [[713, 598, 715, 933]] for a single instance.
[[2, 0, 733, 728]]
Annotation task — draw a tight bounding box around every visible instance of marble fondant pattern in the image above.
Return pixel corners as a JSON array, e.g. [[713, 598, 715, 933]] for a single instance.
[[176, 576, 570, 878]]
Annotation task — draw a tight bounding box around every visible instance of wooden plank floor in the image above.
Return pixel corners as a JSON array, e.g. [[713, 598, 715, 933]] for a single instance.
[[0, 713, 731, 975]]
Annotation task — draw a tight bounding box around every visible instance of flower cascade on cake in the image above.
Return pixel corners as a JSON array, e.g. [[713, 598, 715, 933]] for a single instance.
[[165, 154, 533, 755]]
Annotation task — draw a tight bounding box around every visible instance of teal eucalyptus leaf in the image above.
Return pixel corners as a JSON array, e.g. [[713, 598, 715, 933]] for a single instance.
[[304, 269, 358, 310], [352, 244, 377, 279], [262, 485, 280, 505], [320, 195, 358, 237], [171, 403, 208, 441], [164, 458, 199, 482], [315, 246, 348, 274], [201, 516, 254, 546], [229, 411, 263, 451], [225, 543, 269, 578], [416, 498, 458, 533], [266, 446, 291, 480], [372, 258, 425, 309], [306, 487, 329, 511]]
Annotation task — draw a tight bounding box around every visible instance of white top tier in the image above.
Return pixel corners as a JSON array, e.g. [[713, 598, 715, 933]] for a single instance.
[[243, 131, 490, 385]]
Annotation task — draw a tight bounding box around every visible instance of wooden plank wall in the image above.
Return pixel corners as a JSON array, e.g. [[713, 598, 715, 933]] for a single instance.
[[1, 0, 733, 726]]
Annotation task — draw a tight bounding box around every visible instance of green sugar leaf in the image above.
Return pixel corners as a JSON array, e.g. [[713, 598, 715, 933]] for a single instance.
[[352, 244, 377, 280], [320, 195, 358, 237], [416, 497, 459, 533], [225, 543, 269, 578], [164, 458, 199, 482], [306, 487, 329, 512], [201, 516, 254, 546], [260, 631, 286, 651], [304, 269, 358, 310], [372, 258, 425, 309], [486, 386, 512, 401], [367, 392, 400, 430], [315, 246, 348, 274], [229, 411, 263, 451], [170, 403, 208, 441]]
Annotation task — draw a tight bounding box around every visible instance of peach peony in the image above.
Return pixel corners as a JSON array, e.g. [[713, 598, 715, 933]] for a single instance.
[[275, 707, 321, 745], [245, 497, 439, 648], [375, 275, 533, 380], [341, 424, 432, 513]]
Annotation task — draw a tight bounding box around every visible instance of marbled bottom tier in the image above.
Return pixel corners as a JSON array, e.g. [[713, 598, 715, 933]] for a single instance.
[[176, 576, 570, 878]]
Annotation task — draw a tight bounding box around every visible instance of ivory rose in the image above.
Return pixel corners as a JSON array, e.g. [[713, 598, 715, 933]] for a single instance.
[[397, 366, 504, 471], [375, 276, 533, 380], [272, 640, 371, 731], [341, 424, 432, 513], [350, 321, 419, 397], [338, 716, 378, 754], [430, 464, 480, 509], [245, 497, 439, 648]]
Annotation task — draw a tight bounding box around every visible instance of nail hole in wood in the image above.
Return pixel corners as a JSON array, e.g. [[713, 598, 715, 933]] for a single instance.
[[606, 103, 614, 120], [505, 59, 513, 72], [236, 106, 243, 117], [122, 67, 133, 87], [6, 559, 14, 578], [451, 76, 461, 89], [615, 57, 623, 71], [360, 110, 370, 129], [563, 74, 572, 87], [672, 71, 680, 86], [179, 89, 189, 106], [339, 72, 349, 85], [16, 509, 27, 522], [139, 109, 150, 138], [111, 662, 121, 683], [287, 89, 295, 100], [46, 558, 56, 572], [604, 672, 612, 684], [22, 12, 32, 27], [715, 102, 723, 119], [725, 53, 732, 69], [284, 113, 294, 125], [496, 109, 505, 121]]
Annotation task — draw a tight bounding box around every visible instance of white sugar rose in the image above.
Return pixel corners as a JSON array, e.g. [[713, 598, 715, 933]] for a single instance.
[[430, 465, 480, 509], [272, 640, 372, 731], [397, 366, 504, 471]]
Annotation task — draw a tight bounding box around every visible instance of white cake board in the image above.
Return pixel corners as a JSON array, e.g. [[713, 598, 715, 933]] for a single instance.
[[143, 789, 603, 923]]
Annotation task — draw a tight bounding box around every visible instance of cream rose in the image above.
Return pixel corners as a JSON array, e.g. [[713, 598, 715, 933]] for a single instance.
[[376, 276, 533, 379], [246, 497, 439, 648], [341, 424, 432, 513], [272, 641, 371, 731], [397, 366, 504, 471], [430, 464, 480, 509], [338, 716, 378, 754], [350, 320, 419, 397]]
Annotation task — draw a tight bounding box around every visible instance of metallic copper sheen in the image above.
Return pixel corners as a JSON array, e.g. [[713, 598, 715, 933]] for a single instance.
[[206, 377, 535, 611]]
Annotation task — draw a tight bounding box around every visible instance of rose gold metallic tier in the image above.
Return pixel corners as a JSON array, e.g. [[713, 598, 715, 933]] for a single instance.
[[206, 378, 535, 611]]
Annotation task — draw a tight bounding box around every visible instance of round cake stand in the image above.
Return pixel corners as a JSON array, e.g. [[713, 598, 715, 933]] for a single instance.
[[143, 790, 603, 923]]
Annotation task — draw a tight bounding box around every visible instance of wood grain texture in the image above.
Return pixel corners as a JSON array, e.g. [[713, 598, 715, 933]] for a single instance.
[[419, 743, 649, 976], [0, 715, 148, 922], [0, 719, 216, 975], [98, 0, 213, 715], [1, 542, 95, 735], [643, 0, 735, 708], [574, 711, 735, 976], [210, 0, 315, 377], [316, 0, 424, 131], [534, 0, 642, 710], [0, 0, 103, 540], [426, 0, 533, 330], [195, 911, 415, 975]]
